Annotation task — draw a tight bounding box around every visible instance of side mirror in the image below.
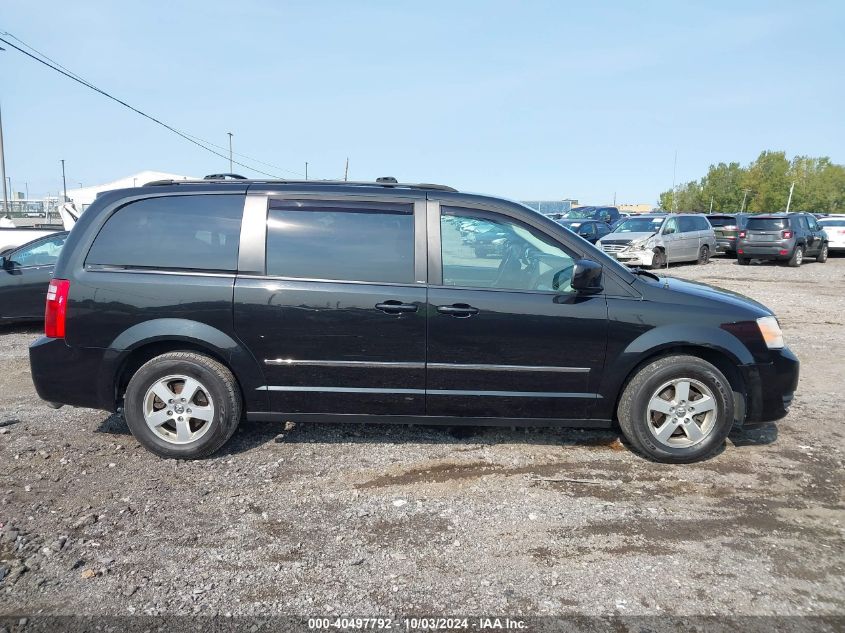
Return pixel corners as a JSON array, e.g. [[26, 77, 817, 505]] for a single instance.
[[0, 256, 9, 270], [571, 259, 603, 294]]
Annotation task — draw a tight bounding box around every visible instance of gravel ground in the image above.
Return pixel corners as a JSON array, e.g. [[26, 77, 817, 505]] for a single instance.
[[0, 255, 843, 621]]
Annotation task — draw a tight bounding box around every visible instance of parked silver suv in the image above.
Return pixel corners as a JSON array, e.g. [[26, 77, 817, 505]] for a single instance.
[[597, 213, 717, 269]]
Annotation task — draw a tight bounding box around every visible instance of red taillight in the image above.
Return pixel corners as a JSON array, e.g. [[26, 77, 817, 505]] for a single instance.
[[779, 249, 789, 255], [737, 249, 744, 254], [738, 231, 747, 238], [781, 230, 793, 239], [45, 279, 70, 338]]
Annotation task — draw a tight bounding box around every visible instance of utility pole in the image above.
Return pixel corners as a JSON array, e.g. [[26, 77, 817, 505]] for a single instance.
[[740, 189, 750, 212], [344, 157, 349, 182], [709, 196, 714, 213], [305, 162, 308, 180], [785, 181, 795, 212], [61, 159, 68, 202], [671, 150, 678, 211], [0, 102, 8, 217], [25, 182, 28, 200], [227, 132, 233, 173]]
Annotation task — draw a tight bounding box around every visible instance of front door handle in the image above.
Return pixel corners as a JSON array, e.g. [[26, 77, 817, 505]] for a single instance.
[[375, 301, 419, 314], [437, 303, 479, 317]]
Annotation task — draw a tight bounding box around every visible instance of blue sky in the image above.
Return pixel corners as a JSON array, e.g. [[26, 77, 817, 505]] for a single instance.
[[2, 0, 843, 204]]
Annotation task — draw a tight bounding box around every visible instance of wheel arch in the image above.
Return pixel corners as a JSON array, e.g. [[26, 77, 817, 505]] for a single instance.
[[103, 319, 268, 413], [599, 325, 753, 423]]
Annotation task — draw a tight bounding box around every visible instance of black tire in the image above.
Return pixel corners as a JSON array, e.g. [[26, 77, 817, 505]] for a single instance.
[[617, 355, 735, 463], [697, 245, 710, 265], [650, 249, 667, 270], [737, 257, 749, 266], [124, 351, 242, 459], [787, 245, 804, 267], [816, 243, 828, 263]]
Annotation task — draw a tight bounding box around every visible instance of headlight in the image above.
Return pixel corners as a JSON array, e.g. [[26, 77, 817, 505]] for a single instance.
[[756, 316, 784, 349]]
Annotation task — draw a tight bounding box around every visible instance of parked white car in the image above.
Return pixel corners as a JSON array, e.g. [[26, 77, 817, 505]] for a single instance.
[[0, 204, 78, 252], [818, 216, 845, 252], [597, 213, 717, 269]]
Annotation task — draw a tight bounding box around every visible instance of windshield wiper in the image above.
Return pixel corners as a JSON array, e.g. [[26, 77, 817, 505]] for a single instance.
[[629, 267, 662, 281]]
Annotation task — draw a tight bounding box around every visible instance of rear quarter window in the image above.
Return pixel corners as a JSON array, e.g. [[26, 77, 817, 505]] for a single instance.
[[86, 194, 245, 271], [746, 218, 786, 231]]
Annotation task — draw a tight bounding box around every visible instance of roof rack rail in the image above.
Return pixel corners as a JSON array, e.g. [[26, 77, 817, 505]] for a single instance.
[[143, 176, 458, 192], [203, 173, 247, 180]]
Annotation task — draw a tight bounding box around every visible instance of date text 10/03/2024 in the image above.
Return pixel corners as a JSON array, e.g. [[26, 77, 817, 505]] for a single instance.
[[307, 617, 528, 630]]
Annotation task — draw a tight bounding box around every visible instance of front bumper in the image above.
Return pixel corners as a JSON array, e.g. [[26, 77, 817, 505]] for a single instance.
[[607, 249, 654, 266], [739, 347, 800, 427]]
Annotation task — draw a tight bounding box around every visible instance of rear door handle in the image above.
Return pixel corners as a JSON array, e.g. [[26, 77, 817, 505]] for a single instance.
[[375, 301, 419, 314], [437, 303, 479, 317]]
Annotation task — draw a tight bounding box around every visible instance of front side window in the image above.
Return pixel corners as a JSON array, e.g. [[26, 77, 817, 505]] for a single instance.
[[266, 199, 414, 284], [9, 234, 67, 267], [677, 216, 697, 233], [86, 195, 244, 271], [663, 218, 679, 234], [441, 207, 577, 292]]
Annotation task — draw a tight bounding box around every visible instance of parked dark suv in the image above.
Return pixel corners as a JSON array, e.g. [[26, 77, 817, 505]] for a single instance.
[[737, 213, 828, 266], [706, 213, 749, 256], [30, 177, 799, 463]]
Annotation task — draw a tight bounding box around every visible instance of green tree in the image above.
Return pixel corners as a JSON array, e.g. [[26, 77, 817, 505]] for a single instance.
[[742, 151, 791, 212], [658, 151, 845, 214]]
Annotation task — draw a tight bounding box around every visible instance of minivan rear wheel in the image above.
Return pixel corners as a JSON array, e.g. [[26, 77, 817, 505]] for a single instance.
[[124, 352, 242, 459], [617, 355, 734, 463]]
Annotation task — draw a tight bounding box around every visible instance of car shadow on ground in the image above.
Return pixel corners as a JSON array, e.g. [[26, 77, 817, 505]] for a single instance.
[[94, 412, 629, 456], [0, 322, 42, 335], [94, 412, 778, 461]]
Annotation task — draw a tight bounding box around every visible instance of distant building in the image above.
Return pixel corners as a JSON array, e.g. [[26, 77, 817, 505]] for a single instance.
[[521, 199, 579, 215], [66, 170, 195, 209], [618, 203, 655, 214]]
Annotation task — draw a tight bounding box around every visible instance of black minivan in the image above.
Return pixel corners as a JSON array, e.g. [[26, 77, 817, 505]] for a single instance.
[[29, 177, 799, 463]]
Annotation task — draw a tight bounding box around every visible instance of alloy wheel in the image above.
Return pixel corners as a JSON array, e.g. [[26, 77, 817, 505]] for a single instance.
[[645, 378, 718, 448], [143, 374, 216, 445]]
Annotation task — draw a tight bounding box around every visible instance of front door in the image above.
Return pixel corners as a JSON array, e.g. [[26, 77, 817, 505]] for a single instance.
[[1, 233, 67, 320], [426, 204, 608, 420], [234, 195, 427, 415]]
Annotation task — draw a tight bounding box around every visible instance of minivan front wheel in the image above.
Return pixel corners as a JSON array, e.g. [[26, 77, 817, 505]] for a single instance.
[[124, 352, 242, 459], [697, 245, 710, 264], [617, 355, 734, 463]]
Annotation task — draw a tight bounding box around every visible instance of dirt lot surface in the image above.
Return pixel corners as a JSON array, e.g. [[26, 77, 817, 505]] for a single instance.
[[1, 255, 843, 621]]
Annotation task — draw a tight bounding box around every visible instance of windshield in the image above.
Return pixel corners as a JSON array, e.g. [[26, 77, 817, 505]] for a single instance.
[[707, 216, 738, 227], [614, 217, 665, 233], [819, 219, 845, 227], [746, 218, 786, 231], [563, 208, 596, 219]]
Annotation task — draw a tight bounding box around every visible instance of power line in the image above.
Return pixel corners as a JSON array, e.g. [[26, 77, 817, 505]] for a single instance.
[[0, 31, 305, 179]]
